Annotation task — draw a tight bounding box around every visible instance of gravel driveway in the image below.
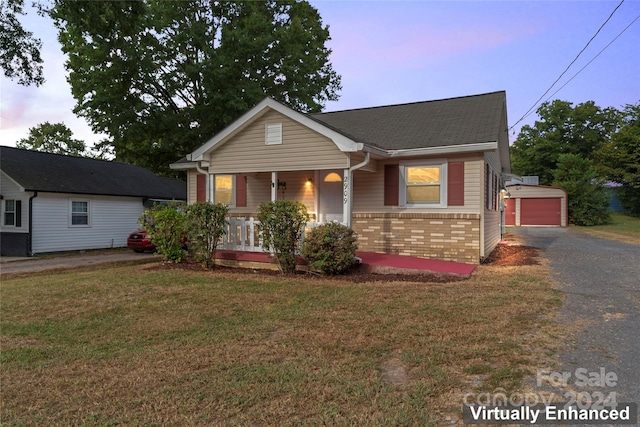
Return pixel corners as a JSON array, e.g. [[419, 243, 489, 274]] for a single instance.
[[513, 227, 639, 411]]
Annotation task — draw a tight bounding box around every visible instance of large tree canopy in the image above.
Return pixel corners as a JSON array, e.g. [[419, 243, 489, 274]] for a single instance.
[[0, 0, 44, 86], [47, 0, 342, 175], [596, 103, 640, 215], [511, 100, 619, 184], [17, 122, 87, 156]]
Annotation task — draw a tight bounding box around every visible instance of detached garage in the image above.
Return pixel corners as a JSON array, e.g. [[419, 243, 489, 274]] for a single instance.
[[505, 184, 567, 227]]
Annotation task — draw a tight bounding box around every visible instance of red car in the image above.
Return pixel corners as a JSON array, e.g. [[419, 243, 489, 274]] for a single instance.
[[127, 230, 155, 253]]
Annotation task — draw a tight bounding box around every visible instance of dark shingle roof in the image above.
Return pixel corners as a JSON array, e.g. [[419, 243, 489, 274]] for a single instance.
[[1, 146, 186, 200], [310, 91, 506, 150]]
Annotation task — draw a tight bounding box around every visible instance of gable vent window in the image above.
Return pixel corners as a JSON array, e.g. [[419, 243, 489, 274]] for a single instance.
[[265, 123, 283, 145]]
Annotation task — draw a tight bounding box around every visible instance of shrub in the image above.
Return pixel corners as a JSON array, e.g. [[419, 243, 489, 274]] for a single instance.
[[256, 200, 309, 274], [140, 204, 186, 263], [185, 202, 229, 268], [553, 154, 610, 226], [302, 222, 358, 275]]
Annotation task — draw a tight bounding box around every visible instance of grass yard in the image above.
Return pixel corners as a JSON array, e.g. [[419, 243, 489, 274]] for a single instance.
[[1, 261, 563, 426], [572, 213, 640, 244]]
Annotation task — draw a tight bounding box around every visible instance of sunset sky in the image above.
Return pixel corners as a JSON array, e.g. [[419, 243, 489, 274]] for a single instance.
[[1, 1, 639, 149]]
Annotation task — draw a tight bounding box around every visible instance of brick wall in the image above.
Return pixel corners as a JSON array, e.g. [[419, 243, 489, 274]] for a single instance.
[[352, 213, 481, 264]]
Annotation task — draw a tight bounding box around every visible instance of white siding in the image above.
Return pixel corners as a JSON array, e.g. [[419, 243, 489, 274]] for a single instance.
[[31, 194, 145, 254], [0, 171, 30, 233]]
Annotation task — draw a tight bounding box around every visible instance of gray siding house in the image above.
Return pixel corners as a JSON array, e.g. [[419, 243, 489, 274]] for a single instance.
[[1, 146, 186, 257]]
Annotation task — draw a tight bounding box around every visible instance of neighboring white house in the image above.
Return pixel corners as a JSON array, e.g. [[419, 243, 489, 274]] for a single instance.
[[1, 146, 186, 256]]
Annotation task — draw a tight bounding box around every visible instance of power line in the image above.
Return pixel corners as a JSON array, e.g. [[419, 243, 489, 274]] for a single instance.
[[542, 14, 640, 107], [510, 0, 626, 130]]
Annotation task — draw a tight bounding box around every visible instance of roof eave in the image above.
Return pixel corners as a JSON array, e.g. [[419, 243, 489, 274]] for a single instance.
[[365, 141, 499, 158]]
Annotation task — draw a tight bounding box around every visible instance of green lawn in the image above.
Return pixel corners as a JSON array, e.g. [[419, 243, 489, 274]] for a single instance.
[[1, 263, 563, 426], [573, 213, 640, 244]]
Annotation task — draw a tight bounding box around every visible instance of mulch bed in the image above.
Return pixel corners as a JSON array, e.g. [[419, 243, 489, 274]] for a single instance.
[[482, 245, 540, 266], [146, 244, 541, 283]]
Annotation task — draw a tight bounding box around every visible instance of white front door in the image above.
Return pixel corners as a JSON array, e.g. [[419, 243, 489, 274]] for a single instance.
[[318, 170, 343, 223]]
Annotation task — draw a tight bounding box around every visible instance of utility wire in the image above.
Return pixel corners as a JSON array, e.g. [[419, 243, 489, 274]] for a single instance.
[[542, 14, 640, 107], [510, 0, 625, 130]]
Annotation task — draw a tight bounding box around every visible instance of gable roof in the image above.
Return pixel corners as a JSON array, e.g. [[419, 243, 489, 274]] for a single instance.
[[188, 97, 362, 161], [1, 146, 186, 200], [309, 91, 507, 151]]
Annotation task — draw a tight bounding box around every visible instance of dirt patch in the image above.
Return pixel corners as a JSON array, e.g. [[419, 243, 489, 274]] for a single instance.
[[483, 245, 540, 266], [377, 357, 409, 388]]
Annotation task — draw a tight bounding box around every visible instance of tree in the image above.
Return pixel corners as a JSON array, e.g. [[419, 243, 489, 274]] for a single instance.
[[511, 100, 619, 184], [0, 0, 44, 86], [596, 103, 640, 216], [47, 0, 341, 175], [553, 154, 609, 226], [17, 122, 87, 156]]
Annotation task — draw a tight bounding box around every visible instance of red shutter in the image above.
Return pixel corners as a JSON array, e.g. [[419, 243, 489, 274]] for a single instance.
[[447, 162, 465, 206], [236, 175, 247, 207], [384, 164, 399, 206], [196, 174, 206, 202]]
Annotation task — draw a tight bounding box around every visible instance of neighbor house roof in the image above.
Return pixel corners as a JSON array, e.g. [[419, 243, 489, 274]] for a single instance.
[[1, 146, 186, 200], [309, 91, 507, 151]]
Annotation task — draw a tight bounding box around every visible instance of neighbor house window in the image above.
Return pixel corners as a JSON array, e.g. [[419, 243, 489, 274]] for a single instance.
[[265, 123, 283, 145], [70, 200, 90, 226], [3, 199, 21, 227], [214, 175, 234, 206], [399, 160, 447, 207]]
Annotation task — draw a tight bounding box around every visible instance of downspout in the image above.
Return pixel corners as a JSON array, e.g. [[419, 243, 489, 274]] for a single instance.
[[345, 152, 370, 227], [28, 191, 38, 256], [195, 161, 210, 202]]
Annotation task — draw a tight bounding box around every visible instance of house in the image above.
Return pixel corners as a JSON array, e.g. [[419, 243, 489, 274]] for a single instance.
[[0, 146, 186, 257], [171, 91, 511, 264]]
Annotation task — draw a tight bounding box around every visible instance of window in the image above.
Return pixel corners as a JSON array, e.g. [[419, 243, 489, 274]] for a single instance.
[[399, 160, 447, 207], [3, 199, 20, 226], [215, 175, 234, 205], [265, 123, 283, 145], [70, 200, 90, 226]]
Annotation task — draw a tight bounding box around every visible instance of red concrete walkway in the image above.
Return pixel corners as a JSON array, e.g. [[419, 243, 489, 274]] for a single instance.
[[215, 250, 475, 275]]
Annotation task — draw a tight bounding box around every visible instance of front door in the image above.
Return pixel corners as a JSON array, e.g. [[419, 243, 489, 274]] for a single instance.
[[318, 170, 343, 223]]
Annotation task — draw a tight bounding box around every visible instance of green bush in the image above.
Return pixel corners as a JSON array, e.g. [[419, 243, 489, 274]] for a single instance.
[[553, 154, 610, 226], [140, 204, 186, 263], [256, 200, 309, 274], [185, 202, 229, 268], [302, 222, 358, 275]]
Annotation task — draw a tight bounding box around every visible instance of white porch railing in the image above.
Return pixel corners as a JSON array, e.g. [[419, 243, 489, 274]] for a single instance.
[[220, 217, 318, 252]]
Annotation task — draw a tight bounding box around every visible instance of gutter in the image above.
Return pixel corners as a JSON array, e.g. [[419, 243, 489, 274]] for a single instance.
[[345, 152, 371, 227], [363, 141, 498, 158], [195, 161, 210, 202], [28, 191, 38, 256]]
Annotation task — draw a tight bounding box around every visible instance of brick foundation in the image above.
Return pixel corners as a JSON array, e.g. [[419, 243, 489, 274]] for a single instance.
[[352, 213, 480, 264]]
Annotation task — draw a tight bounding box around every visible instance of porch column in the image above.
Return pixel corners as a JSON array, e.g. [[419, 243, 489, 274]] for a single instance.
[[271, 171, 278, 202], [208, 174, 214, 202], [343, 169, 352, 227]]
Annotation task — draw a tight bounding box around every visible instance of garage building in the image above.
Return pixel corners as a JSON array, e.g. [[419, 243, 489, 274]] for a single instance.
[[505, 184, 568, 227]]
